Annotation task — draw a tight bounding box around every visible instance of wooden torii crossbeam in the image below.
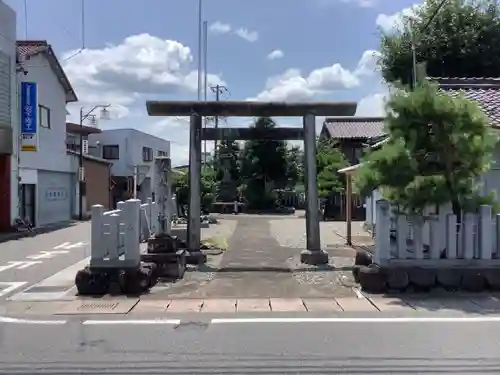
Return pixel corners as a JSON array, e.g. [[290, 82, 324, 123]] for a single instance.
[[146, 100, 358, 265]]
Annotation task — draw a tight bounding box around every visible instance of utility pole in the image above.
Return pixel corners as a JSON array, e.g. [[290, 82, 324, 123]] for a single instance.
[[210, 84, 227, 155], [409, 0, 448, 90], [78, 104, 110, 220]]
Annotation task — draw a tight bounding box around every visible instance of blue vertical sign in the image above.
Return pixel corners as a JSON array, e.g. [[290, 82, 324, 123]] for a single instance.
[[20, 82, 38, 151]]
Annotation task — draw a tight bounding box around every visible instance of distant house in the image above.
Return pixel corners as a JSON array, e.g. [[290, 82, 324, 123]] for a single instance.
[[88, 128, 171, 208], [320, 116, 387, 220]]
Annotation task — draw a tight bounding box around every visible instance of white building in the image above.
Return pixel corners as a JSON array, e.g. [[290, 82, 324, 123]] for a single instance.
[[16, 40, 78, 226], [88, 128, 170, 206], [0, 1, 18, 231]]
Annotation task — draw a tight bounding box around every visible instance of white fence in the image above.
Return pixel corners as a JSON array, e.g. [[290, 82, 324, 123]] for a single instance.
[[374, 200, 500, 267]]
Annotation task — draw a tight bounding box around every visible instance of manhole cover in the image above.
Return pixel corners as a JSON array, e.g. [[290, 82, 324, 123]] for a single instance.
[[56, 299, 139, 315]]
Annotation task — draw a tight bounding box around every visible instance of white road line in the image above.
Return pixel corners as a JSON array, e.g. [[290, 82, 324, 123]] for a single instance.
[[53, 242, 71, 249], [210, 316, 500, 324], [82, 319, 181, 325], [0, 282, 27, 297], [0, 316, 66, 325]]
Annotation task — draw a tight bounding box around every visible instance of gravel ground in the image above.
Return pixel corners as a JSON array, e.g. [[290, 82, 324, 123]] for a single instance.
[[269, 218, 371, 249]]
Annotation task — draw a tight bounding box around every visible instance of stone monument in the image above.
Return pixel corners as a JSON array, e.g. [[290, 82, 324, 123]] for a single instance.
[[217, 153, 238, 202]]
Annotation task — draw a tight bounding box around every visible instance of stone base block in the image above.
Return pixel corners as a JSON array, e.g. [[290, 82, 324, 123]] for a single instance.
[[141, 250, 187, 279], [358, 265, 495, 294], [355, 249, 373, 267], [300, 249, 329, 265], [75, 264, 157, 296], [186, 251, 208, 265], [147, 234, 178, 253], [386, 268, 409, 291]]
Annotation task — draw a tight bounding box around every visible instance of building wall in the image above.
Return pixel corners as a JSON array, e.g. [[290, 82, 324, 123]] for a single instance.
[[83, 158, 111, 211], [17, 52, 75, 227], [88, 129, 170, 179], [0, 1, 17, 229], [19, 54, 72, 173]]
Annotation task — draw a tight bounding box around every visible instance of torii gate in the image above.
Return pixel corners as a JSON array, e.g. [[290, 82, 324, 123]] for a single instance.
[[146, 101, 357, 265]]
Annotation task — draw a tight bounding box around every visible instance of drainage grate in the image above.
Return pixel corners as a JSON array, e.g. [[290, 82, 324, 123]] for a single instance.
[[78, 302, 120, 311], [56, 299, 139, 315]]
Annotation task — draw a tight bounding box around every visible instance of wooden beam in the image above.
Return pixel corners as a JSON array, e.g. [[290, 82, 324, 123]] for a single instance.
[[201, 127, 304, 140], [146, 100, 357, 117]]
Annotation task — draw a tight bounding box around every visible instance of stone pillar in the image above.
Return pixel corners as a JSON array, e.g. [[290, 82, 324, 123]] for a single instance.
[[300, 113, 328, 265], [186, 114, 206, 263], [153, 157, 172, 236]]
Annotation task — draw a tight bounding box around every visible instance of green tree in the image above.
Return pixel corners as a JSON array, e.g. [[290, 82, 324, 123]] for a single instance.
[[172, 166, 218, 215], [213, 139, 241, 182], [316, 137, 348, 198], [379, 0, 500, 85], [355, 82, 497, 217], [240, 117, 289, 208], [284, 145, 303, 189]]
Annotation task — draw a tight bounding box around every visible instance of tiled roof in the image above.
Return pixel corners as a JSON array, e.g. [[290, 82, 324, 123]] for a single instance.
[[322, 116, 386, 140], [431, 77, 500, 126], [16, 40, 77, 103]]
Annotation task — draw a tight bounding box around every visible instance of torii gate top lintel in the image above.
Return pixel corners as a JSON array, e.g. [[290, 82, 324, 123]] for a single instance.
[[146, 100, 357, 117]]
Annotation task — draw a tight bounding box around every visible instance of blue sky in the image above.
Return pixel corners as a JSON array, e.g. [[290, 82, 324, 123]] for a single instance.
[[4, 0, 418, 165]]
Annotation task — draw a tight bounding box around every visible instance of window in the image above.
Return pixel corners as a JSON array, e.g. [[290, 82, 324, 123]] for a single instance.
[[157, 150, 168, 157], [39, 105, 51, 128], [142, 146, 153, 162], [102, 145, 120, 160]]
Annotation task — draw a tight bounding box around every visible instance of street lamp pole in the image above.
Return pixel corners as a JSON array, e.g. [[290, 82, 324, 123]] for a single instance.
[[78, 104, 110, 220]]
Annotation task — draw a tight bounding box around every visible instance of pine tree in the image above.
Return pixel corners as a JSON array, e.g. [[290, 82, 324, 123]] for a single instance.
[[355, 82, 497, 217]]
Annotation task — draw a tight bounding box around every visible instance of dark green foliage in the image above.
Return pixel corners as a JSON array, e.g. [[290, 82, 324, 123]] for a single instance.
[[355, 82, 497, 215], [379, 0, 500, 84]]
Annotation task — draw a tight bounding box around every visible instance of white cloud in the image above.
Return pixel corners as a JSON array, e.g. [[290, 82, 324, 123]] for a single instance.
[[209, 21, 231, 34], [355, 50, 381, 76], [250, 50, 378, 102], [235, 28, 259, 42], [267, 49, 284, 60], [62, 33, 225, 112], [376, 4, 421, 33], [318, 0, 377, 8], [355, 92, 388, 116]]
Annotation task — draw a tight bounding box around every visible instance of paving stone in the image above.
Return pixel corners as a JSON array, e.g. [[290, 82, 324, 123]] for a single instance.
[[335, 297, 379, 312], [130, 300, 170, 313], [55, 299, 139, 315], [270, 298, 306, 312], [201, 299, 236, 313], [469, 296, 500, 312], [367, 297, 415, 312], [166, 299, 204, 313], [236, 298, 271, 312], [302, 298, 342, 312], [401, 297, 454, 312]]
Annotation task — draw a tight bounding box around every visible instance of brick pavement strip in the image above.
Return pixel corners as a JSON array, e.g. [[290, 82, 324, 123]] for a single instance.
[[5, 295, 500, 315]]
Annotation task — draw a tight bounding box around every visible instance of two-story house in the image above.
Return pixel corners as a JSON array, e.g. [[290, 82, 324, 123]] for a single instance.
[[88, 128, 171, 207], [16, 40, 78, 226], [66, 122, 112, 216], [0, 1, 17, 231], [319, 116, 386, 220]]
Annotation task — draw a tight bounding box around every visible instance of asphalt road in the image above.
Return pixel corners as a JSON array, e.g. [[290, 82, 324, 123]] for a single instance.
[[0, 317, 499, 374], [0, 222, 91, 300]]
